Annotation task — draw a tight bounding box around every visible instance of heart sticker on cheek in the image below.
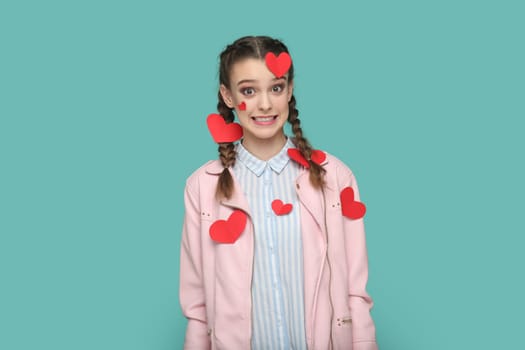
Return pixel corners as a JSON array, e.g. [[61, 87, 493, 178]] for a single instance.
[[237, 102, 246, 111], [265, 52, 292, 78], [206, 113, 243, 143], [271, 199, 293, 216], [340, 187, 366, 220], [209, 210, 247, 244]]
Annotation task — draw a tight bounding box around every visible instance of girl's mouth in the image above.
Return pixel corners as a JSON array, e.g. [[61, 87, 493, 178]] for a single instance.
[[251, 115, 278, 125]]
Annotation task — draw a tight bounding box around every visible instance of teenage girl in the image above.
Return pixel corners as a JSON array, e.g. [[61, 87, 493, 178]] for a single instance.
[[179, 35, 378, 350]]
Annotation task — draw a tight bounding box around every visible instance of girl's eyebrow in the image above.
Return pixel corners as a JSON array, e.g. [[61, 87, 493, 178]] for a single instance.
[[236, 77, 287, 86], [237, 79, 257, 86]]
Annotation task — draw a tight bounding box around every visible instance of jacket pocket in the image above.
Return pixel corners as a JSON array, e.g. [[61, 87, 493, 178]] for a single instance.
[[333, 315, 353, 350]]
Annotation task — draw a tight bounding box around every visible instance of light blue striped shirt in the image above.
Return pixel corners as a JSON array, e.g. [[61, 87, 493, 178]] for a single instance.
[[233, 138, 307, 350]]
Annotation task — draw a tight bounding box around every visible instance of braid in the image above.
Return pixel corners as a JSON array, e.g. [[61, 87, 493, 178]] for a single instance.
[[288, 95, 325, 188], [215, 92, 237, 199]]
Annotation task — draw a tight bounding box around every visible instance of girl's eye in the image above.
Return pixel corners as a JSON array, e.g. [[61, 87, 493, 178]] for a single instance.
[[241, 87, 255, 96], [272, 84, 284, 93]]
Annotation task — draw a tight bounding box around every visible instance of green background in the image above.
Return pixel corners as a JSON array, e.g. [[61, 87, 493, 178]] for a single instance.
[[1, 0, 523, 349]]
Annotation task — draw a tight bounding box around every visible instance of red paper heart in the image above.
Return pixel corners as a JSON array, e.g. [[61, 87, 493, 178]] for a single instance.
[[237, 102, 246, 111], [340, 187, 366, 220], [209, 210, 247, 244], [265, 52, 292, 78], [287, 148, 310, 168], [311, 150, 326, 165], [287, 148, 326, 168], [271, 199, 293, 215], [206, 114, 243, 143]]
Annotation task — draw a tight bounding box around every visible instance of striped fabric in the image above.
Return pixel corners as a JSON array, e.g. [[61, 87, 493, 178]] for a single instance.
[[233, 138, 307, 350]]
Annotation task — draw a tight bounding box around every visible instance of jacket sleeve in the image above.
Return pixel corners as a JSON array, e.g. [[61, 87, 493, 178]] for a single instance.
[[179, 177, 211, 350], [339, 167, 378, 350]]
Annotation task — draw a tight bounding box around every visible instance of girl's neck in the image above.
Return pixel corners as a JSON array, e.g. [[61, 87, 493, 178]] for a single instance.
[[241, 133, 287, 161]]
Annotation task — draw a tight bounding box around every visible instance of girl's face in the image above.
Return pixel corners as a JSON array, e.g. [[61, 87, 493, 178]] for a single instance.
[[220, 58, 294, 148]]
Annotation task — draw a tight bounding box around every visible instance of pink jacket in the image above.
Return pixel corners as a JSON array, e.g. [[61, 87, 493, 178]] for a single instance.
[[180, 152, 378, 350]]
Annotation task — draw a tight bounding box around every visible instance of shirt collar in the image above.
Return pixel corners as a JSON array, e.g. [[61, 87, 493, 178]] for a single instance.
[[236, 138, 294, 177]]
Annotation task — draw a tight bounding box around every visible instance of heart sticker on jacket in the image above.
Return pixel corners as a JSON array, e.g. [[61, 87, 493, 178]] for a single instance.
[[287, 148, 309, 167], [287, 148, 326, 168], [206, 114, 243, 143], [310, 150, 326, 165], [340, 187, 366, 220], [271, 199, 293, 216], [209, 210, 247, 244], [265, 52, 292, 78]]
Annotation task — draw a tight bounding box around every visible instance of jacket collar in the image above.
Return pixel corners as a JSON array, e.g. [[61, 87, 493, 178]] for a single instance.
[[204, 159, 224, 175], [220, 174, 252, 215], [204, 160, 251, 215], [294, 169, 324, 232]]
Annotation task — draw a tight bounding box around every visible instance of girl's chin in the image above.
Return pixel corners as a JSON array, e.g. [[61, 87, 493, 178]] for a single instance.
[[243, 130, 287, 143]]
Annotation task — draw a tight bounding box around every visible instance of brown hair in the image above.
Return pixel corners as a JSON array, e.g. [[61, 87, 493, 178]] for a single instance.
[[216, 36, 325, 199]]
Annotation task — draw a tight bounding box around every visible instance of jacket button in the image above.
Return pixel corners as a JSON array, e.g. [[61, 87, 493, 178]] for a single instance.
[[296, 183, 300, 189]]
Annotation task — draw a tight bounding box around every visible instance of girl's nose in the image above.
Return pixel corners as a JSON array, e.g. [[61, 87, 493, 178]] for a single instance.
[[258, 92, 272, 111]]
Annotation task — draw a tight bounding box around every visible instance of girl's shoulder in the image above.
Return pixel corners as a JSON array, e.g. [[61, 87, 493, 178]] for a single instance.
[[185, 159, 222, 189], [323, 151, 355, 175], [321, 150, 361, 188]]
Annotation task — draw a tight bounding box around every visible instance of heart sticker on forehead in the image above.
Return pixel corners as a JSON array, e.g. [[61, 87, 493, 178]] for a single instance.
[[265, 52, 292, 78], [206, 113, 243, 143]]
